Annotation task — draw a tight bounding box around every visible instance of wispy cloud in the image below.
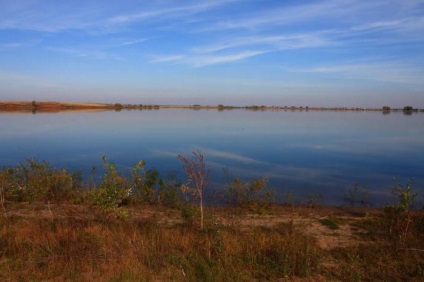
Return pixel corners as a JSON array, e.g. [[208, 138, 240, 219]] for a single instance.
[[45, 37, 148, 60], [199, 148, 264, 165], [192, 32, 338, 56], [151, 50, 268, 67], [193, 15, 424, 53], [1, 0, 423, 105], [0, 70, 63, 89], [2, 0, 423, 66], [351, 18, 416, 32], [151, 148, 264, 165], [190, 51, 269, 67], [202, 0, 422, 32], [0, 40, 39, 50], [150, 55, 185, 63], [107, 0, 237, 26], [113, 38, 148, 47], [0, 42, 25, 49], [150, 4, 424, 67], [293, 61, 424, 85], [202, 0, 364, 31], [0, 0, 239, 33], [0, 1, 101, 33], [47, 47, 122, 60], [346, 16, 424, 44]]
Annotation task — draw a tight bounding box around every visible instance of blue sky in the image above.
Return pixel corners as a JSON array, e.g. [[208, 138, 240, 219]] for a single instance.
[[0, 0, 423, 107]]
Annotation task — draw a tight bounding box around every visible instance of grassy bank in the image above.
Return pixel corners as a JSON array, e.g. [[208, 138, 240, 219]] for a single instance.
[[1, 203, 424, 281], [1, 158, 424, 281]]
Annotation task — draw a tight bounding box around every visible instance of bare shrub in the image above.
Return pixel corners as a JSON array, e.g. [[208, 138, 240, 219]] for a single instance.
[[178, 151, 209, 230]]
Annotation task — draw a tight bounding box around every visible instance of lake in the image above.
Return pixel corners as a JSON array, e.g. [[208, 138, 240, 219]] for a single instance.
[[1, 109, 423, 206]]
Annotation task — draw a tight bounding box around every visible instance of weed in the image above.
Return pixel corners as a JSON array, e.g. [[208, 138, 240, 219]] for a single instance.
[[0, 173, 6, 219], [343, 184, 369, 207], [282, 190, 296, 207], [224, 170, 274, 213], [382, 182, 417, 243], [305, 192, 323, 210], [319, 218, 340, 230], [331, 244, 424, 281]]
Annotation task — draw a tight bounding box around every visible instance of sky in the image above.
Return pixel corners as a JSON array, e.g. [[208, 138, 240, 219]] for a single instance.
[[0, 0, 423, 107]]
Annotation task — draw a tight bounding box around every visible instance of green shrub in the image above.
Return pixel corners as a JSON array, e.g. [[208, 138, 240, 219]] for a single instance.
[[382, 182, 417, 243], [225, 175, 274, 211], [132, 168, 161, 203], [0, 160, 80, 203], [157, 180, 185, 208], [89, 156, 131, 217]]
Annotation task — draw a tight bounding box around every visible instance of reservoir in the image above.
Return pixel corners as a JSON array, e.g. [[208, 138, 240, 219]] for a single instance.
[[1, 109, 423, 206]]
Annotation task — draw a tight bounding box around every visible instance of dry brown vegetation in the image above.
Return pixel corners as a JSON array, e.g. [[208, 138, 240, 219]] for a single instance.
[[1, 159, 424, 281], [0, 101, 112, 113], [1, 203, 424, 281]]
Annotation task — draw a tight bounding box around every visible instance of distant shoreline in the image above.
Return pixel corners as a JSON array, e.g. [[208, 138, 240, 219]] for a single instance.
[[1, 100, 423, 113]]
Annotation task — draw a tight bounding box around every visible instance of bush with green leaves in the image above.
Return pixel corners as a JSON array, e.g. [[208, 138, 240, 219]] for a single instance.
[[130, 166, 166, 204], [225, 174, 274, 211], [0, 160, 81, 203], [89, 156, 131, 216], [127, 161, 188, 208], [157, 173, 185, 208], [382, 182, 418, 243]]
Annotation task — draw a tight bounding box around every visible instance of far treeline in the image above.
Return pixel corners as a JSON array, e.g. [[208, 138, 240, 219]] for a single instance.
[[0, 100, 423, 113]]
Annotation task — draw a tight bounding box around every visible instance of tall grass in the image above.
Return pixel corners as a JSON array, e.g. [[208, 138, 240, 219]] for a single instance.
[[0, 214, 320, 281]]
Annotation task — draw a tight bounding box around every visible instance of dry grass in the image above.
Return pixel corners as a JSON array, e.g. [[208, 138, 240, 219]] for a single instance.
[[0, 101, 112, 113], [0, 203, 423, 281], [0, 204, 322, 281]]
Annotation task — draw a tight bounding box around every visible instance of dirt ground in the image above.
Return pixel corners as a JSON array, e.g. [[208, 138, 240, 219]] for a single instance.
[[4, 203, 374, 251]]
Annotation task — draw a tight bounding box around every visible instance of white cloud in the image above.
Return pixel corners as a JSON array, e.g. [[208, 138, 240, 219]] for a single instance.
[[190, 50, 269, 67], [293, 61, 424, 85], [151, 50, 268, 67], [352, 18, 413, 32], [198, 148, 264, 165], [107, 1, 235, 25], [0, 0, 239, 33], [202, 0, 423, 32], [114, 38, 148, 47], [193, 32, 337, 54], [150, 55, 185, 63], [202, 0, 363, 31], [151, 148, 263, 165], [152, 8, 423, 67]]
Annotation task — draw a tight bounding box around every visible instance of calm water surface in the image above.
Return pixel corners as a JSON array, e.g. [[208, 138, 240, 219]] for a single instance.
[[1, 109, 423, 206]]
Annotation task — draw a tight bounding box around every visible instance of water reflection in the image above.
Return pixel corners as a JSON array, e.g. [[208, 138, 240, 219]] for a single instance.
[[0, 110, 423, 206]]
